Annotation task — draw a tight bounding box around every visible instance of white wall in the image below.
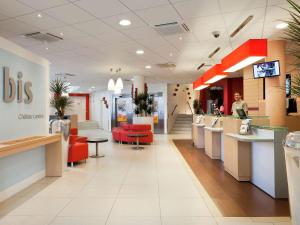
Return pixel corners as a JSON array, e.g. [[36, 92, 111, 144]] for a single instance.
[[167, 83, 194, 132], [90, 91, 112, 131], [90, 83, 168, 134], [0, 36, 49, 200], [67, 96, 86, 122]]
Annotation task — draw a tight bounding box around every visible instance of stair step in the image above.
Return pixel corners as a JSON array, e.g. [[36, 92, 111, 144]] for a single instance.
[[171, 131, 191, 134], [78, 121, 99, 130]]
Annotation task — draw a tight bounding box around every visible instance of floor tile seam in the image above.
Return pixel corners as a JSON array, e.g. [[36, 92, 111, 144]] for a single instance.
[[168, 139, 222, 219], [104, 153, 136, 225], [46, 152, 125, 224], [40, 197, 74, 225], [154, 139, 164, 225]]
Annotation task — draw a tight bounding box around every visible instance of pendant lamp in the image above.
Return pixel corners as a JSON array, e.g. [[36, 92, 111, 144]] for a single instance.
[[107, 79, 115, 91], [115, 77, 124, 90]]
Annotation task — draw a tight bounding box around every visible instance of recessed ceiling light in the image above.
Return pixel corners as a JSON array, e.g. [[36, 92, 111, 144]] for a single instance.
[[145, 65, 151, 69], [276, 22, 288, 29], [169, 53, 173, 57], [60, 32, 64, 36], [178, 36, 182, 40], [37, 13, 42, 18], [136, 50, 144, 55], [45, 47, 49, 50], [119, 19, 131, 26]]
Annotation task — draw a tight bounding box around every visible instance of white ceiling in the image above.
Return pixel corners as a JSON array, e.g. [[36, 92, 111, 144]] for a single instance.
[[0, 0, 298, 92]]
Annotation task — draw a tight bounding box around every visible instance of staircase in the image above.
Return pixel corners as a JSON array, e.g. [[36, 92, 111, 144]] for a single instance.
[[78, 120, 99, 130], [171, 114, 193, 134]]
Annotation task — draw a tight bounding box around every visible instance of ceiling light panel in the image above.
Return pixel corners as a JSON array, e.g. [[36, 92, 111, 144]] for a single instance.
[[173, 0, 220, 19], [17, 12, 64, 30], [18, 0, 68, 10], [136, 5, 180, 26], [74, 0, 129, 19], [73, 19, 115, 35], [0, 19, 38, 35], [0, 0, 34, 17], [120, 0, 168, 10], [218, 0, 266, 14], [45, 4, 94, 24], [48, 26, 86, 39]]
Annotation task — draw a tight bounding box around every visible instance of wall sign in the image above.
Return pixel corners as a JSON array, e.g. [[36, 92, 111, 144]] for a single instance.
[[3, 66, 33, 104]]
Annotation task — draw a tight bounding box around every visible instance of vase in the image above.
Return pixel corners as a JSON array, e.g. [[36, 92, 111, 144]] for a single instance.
[[49, 119, 70, 170]]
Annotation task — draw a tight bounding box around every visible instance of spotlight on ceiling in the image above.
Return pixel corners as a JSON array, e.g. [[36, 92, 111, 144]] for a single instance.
[[136, 50, 144, 55], [276, 22, 288, 29], [119, 19, 131, 26]]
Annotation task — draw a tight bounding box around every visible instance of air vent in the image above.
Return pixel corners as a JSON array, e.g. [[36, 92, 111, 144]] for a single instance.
[[55, 73, 76, 77], [230, 15, 254, 38], [154, 22, 190, 36], [156, 63, 176, 69], [25, 32, 63, 43], [208, 47, 221, 58]]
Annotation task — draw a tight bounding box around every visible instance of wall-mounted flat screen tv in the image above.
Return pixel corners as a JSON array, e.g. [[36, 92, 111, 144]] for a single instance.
[[253, 60, 280, 79]]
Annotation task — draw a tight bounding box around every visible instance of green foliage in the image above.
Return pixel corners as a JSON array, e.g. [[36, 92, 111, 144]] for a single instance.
[[285, 0, 300, 97], [50, 78, 69, 96], [292, 74, 300, 96], [193, 99, 203, 114], [133, 92, 154, 116], [49, 79, 73, 119]]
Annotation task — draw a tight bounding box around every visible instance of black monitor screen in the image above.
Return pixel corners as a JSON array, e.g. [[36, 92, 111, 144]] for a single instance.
[[253, 60, 280, 79], [286, 74, 291, 98]]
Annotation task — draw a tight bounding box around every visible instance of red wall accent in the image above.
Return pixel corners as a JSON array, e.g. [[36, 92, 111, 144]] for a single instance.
[[200, 77, 243, 115], [68, 93, 90, 120]]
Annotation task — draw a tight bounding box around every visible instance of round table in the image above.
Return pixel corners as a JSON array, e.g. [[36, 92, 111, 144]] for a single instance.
[[127, 133, 148, 150], [87, 138, 108, 158]]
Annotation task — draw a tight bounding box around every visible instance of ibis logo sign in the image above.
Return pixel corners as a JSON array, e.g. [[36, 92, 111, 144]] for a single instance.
[[3, 66, 33, 104]]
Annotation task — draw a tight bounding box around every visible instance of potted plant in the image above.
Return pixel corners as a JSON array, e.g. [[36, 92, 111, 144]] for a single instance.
[[132, 92, 154, 131], [50, 79, 73, 119], [49, 79, 73, 168], [285, 0, 300, 109]]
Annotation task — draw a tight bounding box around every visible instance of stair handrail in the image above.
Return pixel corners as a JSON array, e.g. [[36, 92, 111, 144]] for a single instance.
[[171, 104, 178, 116], [187, 101, 193, 115]]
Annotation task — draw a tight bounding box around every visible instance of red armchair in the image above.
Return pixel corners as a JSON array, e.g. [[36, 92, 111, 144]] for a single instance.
[[68, 128, 88, 166], [112, 124, 153, 144]]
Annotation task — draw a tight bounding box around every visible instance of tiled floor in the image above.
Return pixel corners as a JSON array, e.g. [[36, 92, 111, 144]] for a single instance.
[[0, 130, 291, 225]]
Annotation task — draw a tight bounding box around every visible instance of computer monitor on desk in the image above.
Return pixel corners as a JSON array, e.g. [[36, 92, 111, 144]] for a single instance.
[[287, 98, 297, 115]]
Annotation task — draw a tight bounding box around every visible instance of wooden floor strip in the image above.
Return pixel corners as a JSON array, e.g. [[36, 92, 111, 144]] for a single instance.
[[173, 139, 290, 217]]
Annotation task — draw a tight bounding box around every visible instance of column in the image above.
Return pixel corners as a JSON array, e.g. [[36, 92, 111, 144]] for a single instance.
[[133, 75, 145, 94], [265, 40, 286, 126]]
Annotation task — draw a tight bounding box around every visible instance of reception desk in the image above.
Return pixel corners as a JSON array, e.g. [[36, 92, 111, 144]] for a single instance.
[[0, 135, 62, 177], [223, 116, 288, 198], [192, 123, 205, 149], [204, 115, 224, 160]]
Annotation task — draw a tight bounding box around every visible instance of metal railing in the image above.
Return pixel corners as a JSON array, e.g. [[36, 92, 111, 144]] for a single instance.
[[171, 104, 178, 116], [187, 101, 193, 115]]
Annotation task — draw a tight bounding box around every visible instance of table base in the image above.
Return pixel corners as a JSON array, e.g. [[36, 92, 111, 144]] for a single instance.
[[132, 146, 144, 150], [90, 154, 105, 158]]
